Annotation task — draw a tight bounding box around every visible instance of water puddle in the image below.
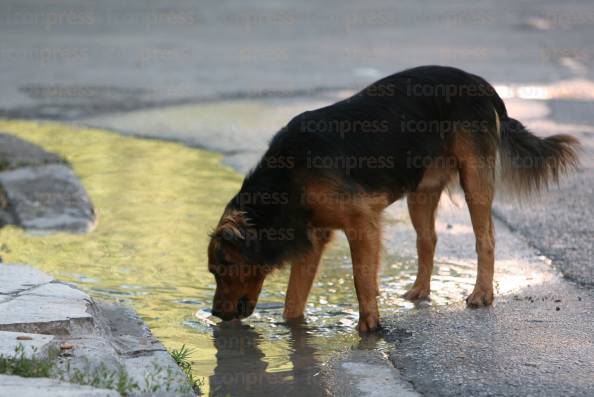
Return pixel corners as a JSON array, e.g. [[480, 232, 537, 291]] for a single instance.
[[0, 120, 522, 395]]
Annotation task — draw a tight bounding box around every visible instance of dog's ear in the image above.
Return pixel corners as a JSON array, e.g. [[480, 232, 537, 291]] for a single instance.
[[213, 210, 249, 243], [211, 209, 262, 260], [218, 221, 245, 242]]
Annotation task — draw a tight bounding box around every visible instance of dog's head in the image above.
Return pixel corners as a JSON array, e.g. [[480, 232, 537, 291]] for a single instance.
[[208, 209, 272, 321]]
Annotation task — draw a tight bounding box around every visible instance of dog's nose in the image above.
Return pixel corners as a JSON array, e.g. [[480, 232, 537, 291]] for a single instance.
[[236, 295, 252, 318], [211, 308, 223, 319]]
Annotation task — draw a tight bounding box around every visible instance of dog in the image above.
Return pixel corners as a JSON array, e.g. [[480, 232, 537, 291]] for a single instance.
[[207, 65, 579, 332]]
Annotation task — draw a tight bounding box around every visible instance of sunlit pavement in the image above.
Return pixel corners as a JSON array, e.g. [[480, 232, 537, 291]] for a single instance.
[[1, 0, 594, 395]]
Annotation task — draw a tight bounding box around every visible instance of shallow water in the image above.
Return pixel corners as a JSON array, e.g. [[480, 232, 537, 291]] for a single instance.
[[0, 120, 476, 395]]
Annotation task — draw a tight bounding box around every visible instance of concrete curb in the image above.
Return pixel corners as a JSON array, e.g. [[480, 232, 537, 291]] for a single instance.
[[0, 375, 120, 397], [0, 133, 96, 233], [0, 263, 194, 397]]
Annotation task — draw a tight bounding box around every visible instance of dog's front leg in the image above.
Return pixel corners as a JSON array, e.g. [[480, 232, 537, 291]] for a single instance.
[[344, 216, 381, 333], [283, 229, 332, 320], [283, 250, 323, 320]]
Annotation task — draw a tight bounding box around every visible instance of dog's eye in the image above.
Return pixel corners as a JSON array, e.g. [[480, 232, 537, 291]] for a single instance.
[[213, 273, 222, 284], [212, 263, 232, 277], [208, 261, 225, 276]]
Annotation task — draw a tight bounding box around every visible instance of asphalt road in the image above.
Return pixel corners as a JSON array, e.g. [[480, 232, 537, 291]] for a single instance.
[[2, 0, 594, 117], [1, 1, 593, 396]]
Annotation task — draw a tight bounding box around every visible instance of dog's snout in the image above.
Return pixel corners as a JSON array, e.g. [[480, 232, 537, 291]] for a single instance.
[[211, 296, 252, 321]]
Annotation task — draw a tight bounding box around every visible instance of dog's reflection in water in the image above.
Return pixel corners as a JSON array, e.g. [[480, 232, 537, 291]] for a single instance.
[[209, 320, 330, 397]]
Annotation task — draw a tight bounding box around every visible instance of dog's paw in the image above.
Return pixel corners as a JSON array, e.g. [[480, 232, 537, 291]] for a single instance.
[[357, 313, 380, 333], [402, 285, 430, 301], [466, 288, 494, 307]]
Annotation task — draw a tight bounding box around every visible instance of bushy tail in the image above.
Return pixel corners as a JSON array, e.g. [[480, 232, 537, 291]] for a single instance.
[[498, 117, 580, 197]]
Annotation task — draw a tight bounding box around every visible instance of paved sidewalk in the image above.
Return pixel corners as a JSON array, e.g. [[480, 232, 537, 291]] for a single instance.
[[0, 263, 193, 397]]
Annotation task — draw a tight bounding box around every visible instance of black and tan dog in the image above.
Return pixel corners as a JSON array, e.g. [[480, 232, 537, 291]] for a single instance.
[[208, 65, 579, 332]]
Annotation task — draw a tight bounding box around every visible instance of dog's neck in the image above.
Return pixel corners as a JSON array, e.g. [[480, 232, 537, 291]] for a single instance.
[[227, 161, 312, 267]]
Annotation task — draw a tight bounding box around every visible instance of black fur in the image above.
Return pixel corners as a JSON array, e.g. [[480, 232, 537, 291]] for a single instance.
[[223, 65, 578, 267], [498, 118, 579, 195]]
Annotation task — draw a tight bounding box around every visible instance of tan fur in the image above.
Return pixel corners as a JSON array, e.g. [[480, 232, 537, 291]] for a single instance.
[[402, 127, 497, 306], [344, 214, 382, 332], [283, 228, 333, 319], [402, 155, 456, 300], [300, 181, 393, 331], [454, 129, 496, 306], [303, 181, 393, 229], [209, 209, 267, 320], [217, 209, 251, 240], [403, 188, 443, 300]]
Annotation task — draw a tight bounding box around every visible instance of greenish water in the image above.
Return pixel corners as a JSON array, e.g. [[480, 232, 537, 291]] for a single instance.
[[0, 120, 473, 396]]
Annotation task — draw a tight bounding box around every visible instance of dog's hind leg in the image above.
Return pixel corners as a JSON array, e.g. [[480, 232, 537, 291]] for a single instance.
[[456, 140, 496, 307], [283, 228, 333, 320], [403, 187, 443, 301], [344, 214, 382, 333]]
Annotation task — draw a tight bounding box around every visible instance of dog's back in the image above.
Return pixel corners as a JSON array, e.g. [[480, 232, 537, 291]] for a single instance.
[[269, 66, 499, 196], [264, 65, 578, 199]]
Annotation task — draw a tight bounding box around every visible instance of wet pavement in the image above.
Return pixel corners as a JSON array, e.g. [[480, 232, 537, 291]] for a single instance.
[[385, 283, 594, 397], [1, 0, 594, 396]]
